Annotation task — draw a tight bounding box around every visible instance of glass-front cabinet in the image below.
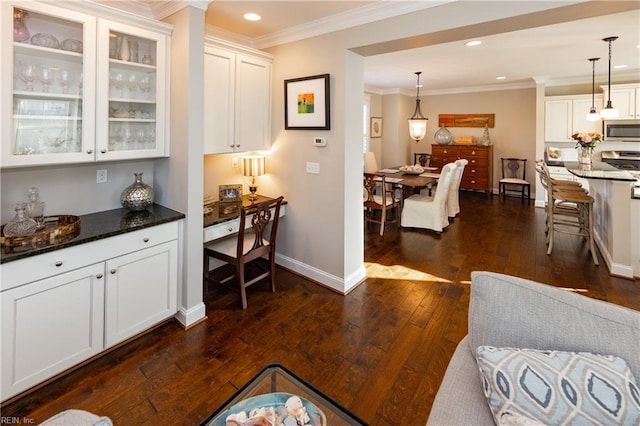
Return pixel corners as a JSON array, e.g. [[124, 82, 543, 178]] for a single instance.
[[1, 1, 171, 168], [96, 20, 168, 160]]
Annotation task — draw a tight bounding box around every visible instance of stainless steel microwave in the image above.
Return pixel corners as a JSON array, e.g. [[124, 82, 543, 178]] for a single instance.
[[605, 121, 640, 141]]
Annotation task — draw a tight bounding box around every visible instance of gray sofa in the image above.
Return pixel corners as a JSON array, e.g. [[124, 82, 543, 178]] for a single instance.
[[427, 271, 640, 425]]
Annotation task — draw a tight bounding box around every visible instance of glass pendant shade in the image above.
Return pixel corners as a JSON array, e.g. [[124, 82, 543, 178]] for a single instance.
[[408, 72, 428, 142], [601, 36, 619, 119], [586, 109, 601, 121]]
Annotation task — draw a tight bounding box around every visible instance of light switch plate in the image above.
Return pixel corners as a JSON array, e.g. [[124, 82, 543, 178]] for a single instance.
[[306, 162, 320, 174]]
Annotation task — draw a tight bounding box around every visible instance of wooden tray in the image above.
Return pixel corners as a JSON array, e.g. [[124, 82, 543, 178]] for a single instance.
[[1, 215, 80, 248]]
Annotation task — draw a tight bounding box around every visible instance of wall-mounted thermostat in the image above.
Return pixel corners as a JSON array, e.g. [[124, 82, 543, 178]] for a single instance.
[[314, 137, 327, 147]]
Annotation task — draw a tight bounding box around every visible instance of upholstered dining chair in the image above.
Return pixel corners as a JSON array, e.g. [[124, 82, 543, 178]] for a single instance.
[[401, 162, 457, 233], [447, 159, 468, 218], [499, 158, 531, 204], [364, 173, 401, 236], [203, 196, 284, 309], [414, 152, 432, 167], [364, 151, 379, 173]]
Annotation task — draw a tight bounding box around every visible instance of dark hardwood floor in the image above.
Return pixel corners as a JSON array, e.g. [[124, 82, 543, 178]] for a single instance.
[[2, 192, 639, 425]]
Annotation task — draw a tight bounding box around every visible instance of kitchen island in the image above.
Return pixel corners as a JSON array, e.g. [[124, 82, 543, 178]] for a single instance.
[[566, 162, 639, 279]]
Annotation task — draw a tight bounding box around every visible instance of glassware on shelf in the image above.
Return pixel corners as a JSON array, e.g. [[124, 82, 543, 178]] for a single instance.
[[13, 9, 31, 42], [127, 74, 138, 98], [129, 39, 139, 63], [3, 202, 38, 237], [19, 63, 37, 91], [141, 54, 153, 65], [26, 187, 46, 229], [139, 75, 151, 99], [119, 36, 130, 61], [38, 66, 53, 92], [111, 71, 126, 98], [59, 69, 75, 94]]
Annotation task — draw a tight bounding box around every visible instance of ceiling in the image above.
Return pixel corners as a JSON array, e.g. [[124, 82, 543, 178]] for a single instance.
[[204, 1, 640, 94]]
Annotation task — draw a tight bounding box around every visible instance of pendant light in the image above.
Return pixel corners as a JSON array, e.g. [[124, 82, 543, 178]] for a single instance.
[[408, 71, 428, 142], [600, 36, 619, 119], [586, 57, 600, 121]]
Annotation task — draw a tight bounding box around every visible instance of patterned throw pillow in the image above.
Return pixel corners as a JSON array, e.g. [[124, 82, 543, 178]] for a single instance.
[[476, 346, 640, 425]]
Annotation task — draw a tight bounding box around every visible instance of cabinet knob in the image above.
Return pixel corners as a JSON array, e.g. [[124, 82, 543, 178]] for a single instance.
[[143, 237, 150, 243], [96, 274, 103, 279], [55, 261, 63, 267], [227, 227, 233, 232], [471, 180, 476, 184], [110, 269, 117, 274], [471, 169, 476, 173], [86, 149, 93, 154], [471, 151, 476, 155], [100, 149, 107, 154]]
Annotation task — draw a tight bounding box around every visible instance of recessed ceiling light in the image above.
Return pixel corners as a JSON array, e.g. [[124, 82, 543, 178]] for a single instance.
[[496, 76, 506, 80], [243, 12, 261, 21], [465, 40, 482, 47], [614, 64, 628, 69]]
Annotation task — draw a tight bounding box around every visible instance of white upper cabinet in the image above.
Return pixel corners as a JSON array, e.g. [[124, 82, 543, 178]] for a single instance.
[[602, 84, 640, 120], [1, 1, 171, 168], [204, 38, 272, 154], [544, 94, 603, 143]]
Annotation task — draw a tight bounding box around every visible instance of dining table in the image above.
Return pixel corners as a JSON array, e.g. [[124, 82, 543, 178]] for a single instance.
[[375, 166, 440, 198]]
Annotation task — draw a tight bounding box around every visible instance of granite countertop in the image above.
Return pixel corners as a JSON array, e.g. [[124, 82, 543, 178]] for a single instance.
[[564, 161, 638, 182], [1, 204, 185, 264]]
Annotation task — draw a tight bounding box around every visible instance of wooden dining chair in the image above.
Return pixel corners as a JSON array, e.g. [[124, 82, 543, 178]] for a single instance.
[[499, 158, 531, 204], [203, 196, 284, 309], [364, 173, 401, 236], [414, 153, 432, 167]]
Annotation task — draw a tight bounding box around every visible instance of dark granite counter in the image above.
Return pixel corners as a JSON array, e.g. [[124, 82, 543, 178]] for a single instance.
[[1, 204, 184, 264], [565, 161, 637, 182]]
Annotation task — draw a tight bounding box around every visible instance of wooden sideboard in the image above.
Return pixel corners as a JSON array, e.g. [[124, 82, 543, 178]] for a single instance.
[[431, 144, 493, 195]]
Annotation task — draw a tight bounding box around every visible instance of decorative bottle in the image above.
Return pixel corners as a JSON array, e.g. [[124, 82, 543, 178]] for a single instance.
[[120, 172, 154, 211], [13, 9, 30, 42], [3, 203, 37, 237], [119, 36, 130, 61], [434, 126, 453, 145], [26, 187, 46, 229]]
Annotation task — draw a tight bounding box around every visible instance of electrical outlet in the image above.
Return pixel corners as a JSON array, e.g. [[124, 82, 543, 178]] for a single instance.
[[306, 162, 320, 174], [232, 157, 239, 168], [96, 169, 107, 183]]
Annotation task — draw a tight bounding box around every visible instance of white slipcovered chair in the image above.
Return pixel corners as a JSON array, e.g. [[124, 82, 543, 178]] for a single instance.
[[364, 151, 379, 173], [447, 159, 468, 218], [401, 162, 457, 233]]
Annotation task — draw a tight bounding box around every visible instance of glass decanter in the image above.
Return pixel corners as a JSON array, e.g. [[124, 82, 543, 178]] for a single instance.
[[26, 187, 46, 229], [3, 202, 37, 237]]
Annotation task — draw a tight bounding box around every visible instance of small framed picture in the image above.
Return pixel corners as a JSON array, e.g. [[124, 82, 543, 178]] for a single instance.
[[219, 184, 242, 202], [284, 74, 330, 130], [370, 117, 382, 138]]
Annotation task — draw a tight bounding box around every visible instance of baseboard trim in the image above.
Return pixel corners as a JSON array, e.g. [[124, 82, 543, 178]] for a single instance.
[[276, 253, 366, 294], [175, 302, 207, 328]]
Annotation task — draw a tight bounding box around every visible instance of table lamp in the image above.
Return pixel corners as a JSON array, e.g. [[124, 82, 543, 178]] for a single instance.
[[243, 155, 265, 201]]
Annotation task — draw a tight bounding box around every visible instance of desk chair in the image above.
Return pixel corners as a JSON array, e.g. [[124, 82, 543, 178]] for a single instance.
[[499, 158, 531, 204], [364, 173, 401, 236], [414, 153, 432, 167], [204, 196, 284, 309]]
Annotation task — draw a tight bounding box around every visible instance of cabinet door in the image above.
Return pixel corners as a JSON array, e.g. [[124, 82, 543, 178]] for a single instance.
[[235, 54, 272, 152], [608, 88, 635, 119], [203, 47, 235, 154], [1, 263, 105, 401], [1, 2, 97, 167], [104, 240, 177, 348], [545, 99, 572, 142], [95, 19, 169, 160], [572, 97, 603, 134]]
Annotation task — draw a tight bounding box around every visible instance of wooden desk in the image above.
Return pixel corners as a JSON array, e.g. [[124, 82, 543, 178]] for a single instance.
[[203, 195, 286, 243]]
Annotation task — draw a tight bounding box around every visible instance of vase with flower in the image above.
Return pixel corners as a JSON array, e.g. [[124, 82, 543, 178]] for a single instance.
[[571, 131, 602, 166]]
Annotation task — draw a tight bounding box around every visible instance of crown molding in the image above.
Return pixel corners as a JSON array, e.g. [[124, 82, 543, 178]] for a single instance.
[[254, 0, 454, 49], [148, 1, 212, 20], [205, 25, 257, 49]]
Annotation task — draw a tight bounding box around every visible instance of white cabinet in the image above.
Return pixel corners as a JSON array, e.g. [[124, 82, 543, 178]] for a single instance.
[[0, 1, 172, 168], [602, 83, 640, 119], [0, 221, 179, 401], [105, 240, 177, 347], [545, 95, 603, 142], [1, 263, 105, 401], [204, 38, 272, 154]]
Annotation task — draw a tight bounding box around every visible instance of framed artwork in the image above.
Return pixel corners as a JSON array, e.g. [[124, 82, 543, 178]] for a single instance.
[[284, 74, 330, 130], [370, 117, 382, 138], [219, 184, 242, 202]]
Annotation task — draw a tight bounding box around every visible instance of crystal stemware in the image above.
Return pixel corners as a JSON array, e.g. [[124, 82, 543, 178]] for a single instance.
[[139, 75, 151, 100], [38, 65, 53, 92], [20, 63, 37, 91], [127, 74, 138, 99], [59, 69, 75, 94], [111, 71, 126, 98]]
